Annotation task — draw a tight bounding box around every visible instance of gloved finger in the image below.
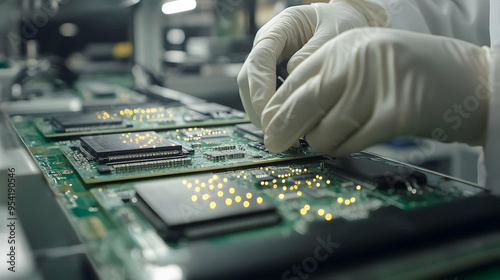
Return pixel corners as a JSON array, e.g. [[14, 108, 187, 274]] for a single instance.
[[298, 63, 377, 156], [239, 6, 318, 127], [237, 9, 287, 125], [287, 3, 365, 73], [262, 39, 352, 153], [304, 103, 391, 157], [263, 28, 383, 154], [237, 64, 262, 127], [237, 36, 285, 127], [260, 50, 323, 150], [246, 37, 285, 126], [261, 46, 325, 127], [262, 64, 349, 153], [263, 75, 323, 153], [287, 33, 332, 74], [330, 116, 396, 157]]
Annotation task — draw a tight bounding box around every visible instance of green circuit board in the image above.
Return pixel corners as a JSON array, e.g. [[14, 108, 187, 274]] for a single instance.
[[6, 71, 500, 279], [23, 74, 248, 138], [34, 102, 248, 138], [11, 116, 323, 184], [8, 113, 488, 279], [97, 157, 475, 234], [58, 124, 323, 184]]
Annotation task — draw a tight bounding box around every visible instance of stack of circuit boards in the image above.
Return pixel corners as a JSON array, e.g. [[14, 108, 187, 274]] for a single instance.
[[7, 76, 500, 280]]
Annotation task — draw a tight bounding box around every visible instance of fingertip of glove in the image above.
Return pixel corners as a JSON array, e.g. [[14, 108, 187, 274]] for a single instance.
[[264, 133, 287, 154]]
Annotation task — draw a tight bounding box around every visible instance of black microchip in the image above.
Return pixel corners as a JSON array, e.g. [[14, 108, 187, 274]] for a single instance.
[[187, 103, 232, 115], [51, 113, 124, 132], [288, 173, 316, 181], [82, 102, 158, 113], [257, 175, 275, 183], [132, 175, 281, 241], [249, 142, 267, 152], [169, 139, 195, 155], [80, 131, 183, 163], [183, 146, 195, 155], [96, 165, 112, 174]]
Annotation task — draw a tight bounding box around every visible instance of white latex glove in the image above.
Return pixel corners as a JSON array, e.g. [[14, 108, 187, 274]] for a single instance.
[[261, 28, 490, 156], [238, 1, 389, 128]]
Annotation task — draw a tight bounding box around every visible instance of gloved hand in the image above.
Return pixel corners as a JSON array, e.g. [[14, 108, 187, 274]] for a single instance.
[[238, 1, 390, 128], [261, 28, 490, 156]]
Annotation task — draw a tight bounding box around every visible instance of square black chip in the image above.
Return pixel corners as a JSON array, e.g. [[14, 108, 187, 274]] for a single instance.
[[80, 131, 183, 163], [51, 113, 124, 132], [132, 174, 281, 241]]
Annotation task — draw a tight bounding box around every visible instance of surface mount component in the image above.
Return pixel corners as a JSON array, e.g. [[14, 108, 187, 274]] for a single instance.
[[51, 113, 126, 132], [132, 175, 281, 241], [80, 131, 183, 164]]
